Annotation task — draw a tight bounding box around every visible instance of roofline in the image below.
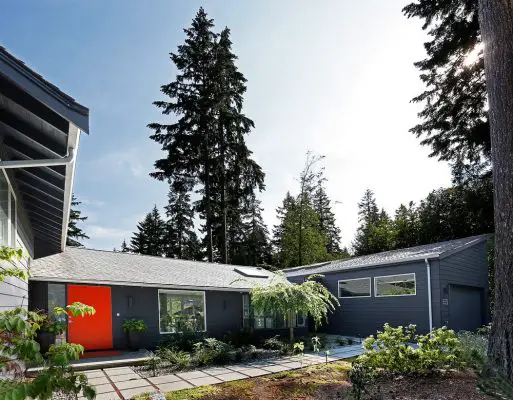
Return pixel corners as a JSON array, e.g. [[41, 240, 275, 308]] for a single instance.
[[29, 277, 255, 292], [0, 47, 89, 132], [284, 234, 492, 277]]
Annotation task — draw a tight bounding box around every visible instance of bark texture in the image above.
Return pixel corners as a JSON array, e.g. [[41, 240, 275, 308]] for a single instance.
[[478, 0, 513, 379]]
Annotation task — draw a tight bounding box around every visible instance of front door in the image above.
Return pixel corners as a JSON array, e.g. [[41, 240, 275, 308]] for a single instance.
[[67, 284, 113, 350]]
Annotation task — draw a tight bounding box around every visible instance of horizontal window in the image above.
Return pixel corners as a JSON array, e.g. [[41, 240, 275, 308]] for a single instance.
[[375, 273, 416, 297], [159, 290, 206, 334], [338, 278, 371, 298]]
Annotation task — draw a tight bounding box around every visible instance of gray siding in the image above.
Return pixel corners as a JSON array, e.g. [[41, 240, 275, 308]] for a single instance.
[[439, 241, 489, 328], [289, 261, 432, 337]]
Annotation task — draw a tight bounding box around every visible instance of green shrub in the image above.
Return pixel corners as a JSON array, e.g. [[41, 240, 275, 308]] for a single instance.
[[193, 338, 231, 366], [348, 361, 376, 400], [358, 324, 460, 376], [157, 347, 191, 370], [123, 319, 147, 332], [145, 351, 161, 377], [264, 335, 286, 351], [477, 324, 492, 336], [457, 331, 488, 370]]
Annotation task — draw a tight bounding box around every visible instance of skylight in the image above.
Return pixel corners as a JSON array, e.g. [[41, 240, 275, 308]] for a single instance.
[[234, 266, 269, 278]]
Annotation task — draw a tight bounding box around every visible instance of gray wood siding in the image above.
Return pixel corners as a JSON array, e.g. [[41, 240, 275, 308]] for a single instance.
[[439, 241, 489, 327], [289, 261, 432, 337]]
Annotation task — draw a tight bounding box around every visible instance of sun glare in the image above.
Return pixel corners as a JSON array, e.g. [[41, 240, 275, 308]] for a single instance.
[[464, 43, 484, 67]]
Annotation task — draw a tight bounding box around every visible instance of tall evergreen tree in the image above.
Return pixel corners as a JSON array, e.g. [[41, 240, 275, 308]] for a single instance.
[[313, 185, 342, 255], [164, 186, 201, 260], [272, 192, 296, 266], [120, 239, 130, 253], [130, 205, 166, 256], [353, 189, 383, 255], [393, 202, 420, 249], [149, 9, 264, 263], [67, 194, 89, 247], [403, 0, 489, 174]]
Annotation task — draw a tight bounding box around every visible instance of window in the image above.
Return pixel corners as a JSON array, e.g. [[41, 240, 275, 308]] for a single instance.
[[338, 278, 371, 298], [9, 192, 16, 248], [375, 273, 416, 297], [48, 283, 66, 314], [242, 294, 251, 329], [159, 290, 206, 334], [0, 174, 8, 245]]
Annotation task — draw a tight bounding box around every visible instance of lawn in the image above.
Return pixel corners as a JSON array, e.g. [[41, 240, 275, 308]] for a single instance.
[[134, 361, 486, 400]]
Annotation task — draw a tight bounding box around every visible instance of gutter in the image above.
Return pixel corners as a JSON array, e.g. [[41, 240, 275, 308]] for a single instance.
[[0, 147, 75, 169], [425, 258, 433, 331]]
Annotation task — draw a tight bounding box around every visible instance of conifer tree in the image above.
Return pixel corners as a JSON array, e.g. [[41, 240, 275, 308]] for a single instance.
[[272, 192, 296, 266], [239, 194, 271, 267], [394, 202, 420, 249], [130, 205, 166, 256], [67, 194, 89, 247], [313, 185, 342, 255], [120, 239, 130, 253], [353, 189, 381, 255]]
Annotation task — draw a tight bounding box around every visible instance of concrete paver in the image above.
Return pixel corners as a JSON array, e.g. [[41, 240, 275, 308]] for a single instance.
[[156, 380, 194, 392], [261, 365, 291, 373], [108, 372, 141, 382], [119, 386, 155, 399], [83, 370, 105, 378], [176, 370, 209, 380], [236, 368, 269, 377], [87, 376, 110, 386], [215, 371, 248, 382], [188, 376, 223, 387], [148, 374, 183, 385], [202, 367, 232, 375], [114, 378, 151, 390]]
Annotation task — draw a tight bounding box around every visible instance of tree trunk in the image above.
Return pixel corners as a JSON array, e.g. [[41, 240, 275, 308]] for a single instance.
[[219, 120, 228, 264], [289, 310, 295, 343], [204, 136, 214, 263], [478, 0, 513, 379]]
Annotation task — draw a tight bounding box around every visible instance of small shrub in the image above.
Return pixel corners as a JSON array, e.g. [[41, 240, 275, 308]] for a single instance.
[[123, 319, 147, 332], [293, 341, 305, 355], [478, 364, 513, 399], [264, 335, 285, 351], [336, 337, 348, 346], [311, 336, 321, 353], [358, 324, 460, 376], [457, 331, 488, 370], [477, 324, 492, 336], [193, 338, 231, 366], [348, 361, 376, 400], [157, 347, 191, 370], [145, 351, 161, 377], [159, 331, 199, 352]]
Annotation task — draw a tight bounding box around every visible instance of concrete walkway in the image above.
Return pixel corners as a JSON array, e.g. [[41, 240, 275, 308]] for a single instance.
[[78, 344, 364, 400]]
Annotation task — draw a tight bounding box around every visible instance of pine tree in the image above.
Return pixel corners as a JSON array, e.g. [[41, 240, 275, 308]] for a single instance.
[[67, 194, 89, 247], [164, 186, 201, 260], [272, 192, 296, 266], [313, 185, 342, 255], [240, 194, 271, 267], [394, 202, 420, 249], [353, 189, 381, 255], [130, 205, 166, 256], [403, 0, 489, 173], [120, 239, 130, 253]]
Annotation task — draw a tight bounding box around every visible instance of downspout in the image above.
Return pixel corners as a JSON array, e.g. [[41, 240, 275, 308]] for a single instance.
[[424, 258, 433, 332], [0, 147, 75, 169]]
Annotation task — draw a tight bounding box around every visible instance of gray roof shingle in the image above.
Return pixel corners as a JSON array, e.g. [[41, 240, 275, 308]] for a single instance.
[[284, 234, 491, 277], [30, 248, 283, 291]]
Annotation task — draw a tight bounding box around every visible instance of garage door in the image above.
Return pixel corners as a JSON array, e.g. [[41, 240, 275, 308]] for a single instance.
[[449, 285, 483, 332]]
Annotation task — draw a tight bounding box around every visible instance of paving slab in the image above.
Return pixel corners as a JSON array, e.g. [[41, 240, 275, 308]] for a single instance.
[[119, 386, 155, 399], [108, 372, 141, 382], [148, 374, 183, 385], [237, 368, 269, 377], [103, 367, 134, 376], [87, 376, 110, 386], [226, 364, 259, 372], [188, 376, 223, 387], [157, 380, 194, 392], [93, 383, 117, 394], [202, 367, 232, 375], [261, 365, 291, 373], [281, 361, 304, 369], [79, 392, 121, 400], [176, 370, 209, 380], [114, 378, 151, 390], [83, 370, 105, 378], [215, 371, 247, 382]]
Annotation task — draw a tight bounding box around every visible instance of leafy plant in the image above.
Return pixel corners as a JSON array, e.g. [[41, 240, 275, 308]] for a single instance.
[[264, 335, 286, 351], [294, 341, 305, 367], [157, 347, 191, 370], [358, 324, 460, 376], [348, 361, 376, 400], [123, 319, 148, 332], [457, 331, 488, 371], [193, 338, 231, 366], [478, 365, 513, 399], [145, 351, 161, 377], [311, 336, 321, 353]]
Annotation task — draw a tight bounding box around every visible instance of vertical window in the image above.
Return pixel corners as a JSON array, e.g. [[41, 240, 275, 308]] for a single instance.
[[48, 283, 66, 314], [159, 290, 206, 333], [242, 294, 250, 329], [9, 192, 16, 248], [375, 273, 416, 297], [338, 278, 371, 298], [0, 174, 8, 245]]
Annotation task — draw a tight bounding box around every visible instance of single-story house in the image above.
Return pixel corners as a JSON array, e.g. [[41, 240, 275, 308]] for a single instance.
[[28, 247, 307, 350], [284, 234, 491, 337], [0, 47, 88, 310]]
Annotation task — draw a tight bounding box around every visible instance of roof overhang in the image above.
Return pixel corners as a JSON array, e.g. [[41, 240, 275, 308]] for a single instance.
[[0, 47, 89, 258]]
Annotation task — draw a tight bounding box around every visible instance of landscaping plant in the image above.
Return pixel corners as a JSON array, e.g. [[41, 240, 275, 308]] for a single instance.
[[457, 330, 489, 371], [348, 361, 376, 400], [193, 338, 231, 366], [156, 347, 191, 370], [123, 319, 148, 350]]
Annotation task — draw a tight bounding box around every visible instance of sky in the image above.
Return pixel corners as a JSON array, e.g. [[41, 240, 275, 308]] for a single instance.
[[0, 0, 452, 252]]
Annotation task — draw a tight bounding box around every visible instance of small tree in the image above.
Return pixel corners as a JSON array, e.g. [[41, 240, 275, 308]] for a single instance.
[[251, 274, 339, 342]]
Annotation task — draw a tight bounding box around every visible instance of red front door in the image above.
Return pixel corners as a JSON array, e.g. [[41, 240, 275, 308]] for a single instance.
[[67, 285, 113, 350]]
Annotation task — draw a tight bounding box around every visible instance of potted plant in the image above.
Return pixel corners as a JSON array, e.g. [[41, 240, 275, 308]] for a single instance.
[[37, 313, 67, 354], [123, 319, 147, 350]]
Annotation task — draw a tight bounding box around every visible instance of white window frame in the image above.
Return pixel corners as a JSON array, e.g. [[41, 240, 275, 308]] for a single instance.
[[374, 273, 416, 298], [158, 289, 207, 334], [0, 170, 17, 249], [337, 277, 371, 298]]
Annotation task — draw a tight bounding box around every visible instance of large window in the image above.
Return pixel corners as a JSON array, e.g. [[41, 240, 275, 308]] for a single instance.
[[375, 273, 416, 297], [338, 278, 371, 298], [159, 290, 206, 334]]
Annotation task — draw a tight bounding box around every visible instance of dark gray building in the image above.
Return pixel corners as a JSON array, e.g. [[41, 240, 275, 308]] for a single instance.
[[29, 248, 306, 350], [284, 235, 491, 337], [0, 47, 88, 310]]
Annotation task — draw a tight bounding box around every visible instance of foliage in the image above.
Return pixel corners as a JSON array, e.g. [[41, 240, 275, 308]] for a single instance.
[[478, 365, 513, 400], [67, 193, 89, 247], [311, 336, 321, 353], [293, 341, 304, 355], [457, 330, 488, 370], [55, 301, 96, 318], [250, 274, 339, 341], [130, 205, 167, 256], [348, 361, 376, 400], [157, 347, 191, 370], [358, 324, 460, 375], [145, 351, 161, 377], [123, 319, 148, 332], [263, 335, 286, 351], [193, 338, 231, 366]]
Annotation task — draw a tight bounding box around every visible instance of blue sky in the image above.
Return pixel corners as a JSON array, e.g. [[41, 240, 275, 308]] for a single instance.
[[1, 1, 452, 251]]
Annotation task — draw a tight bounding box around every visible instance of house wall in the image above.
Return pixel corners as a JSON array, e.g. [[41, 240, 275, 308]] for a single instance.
[[438, 241, 489, 328], [0, 167, 34, 311], [288, 261, 433, 337]]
